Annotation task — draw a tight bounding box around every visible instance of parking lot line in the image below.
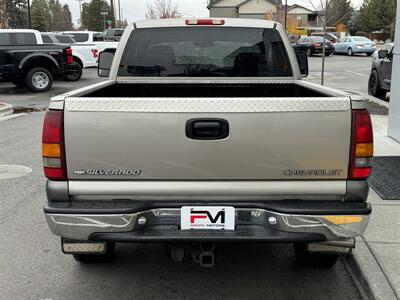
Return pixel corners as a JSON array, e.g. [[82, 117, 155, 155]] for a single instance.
[[346, 70, 369, 77]]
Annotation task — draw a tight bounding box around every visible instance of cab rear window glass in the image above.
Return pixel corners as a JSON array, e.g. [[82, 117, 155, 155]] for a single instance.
[[0, 33, 10, 45], [13, 33, 37, 45], [93, 33, 104, 41], [70, 33, 89, 42], [56, 35, 75, 43], [42, 35, 52, 43], [118, 27, 293, 77]]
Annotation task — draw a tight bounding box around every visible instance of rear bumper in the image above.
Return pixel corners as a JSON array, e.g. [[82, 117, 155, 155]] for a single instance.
[[44, 201, 371, 242]]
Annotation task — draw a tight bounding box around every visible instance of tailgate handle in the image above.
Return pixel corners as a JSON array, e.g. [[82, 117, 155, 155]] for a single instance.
[[186, 118, 229, 140]]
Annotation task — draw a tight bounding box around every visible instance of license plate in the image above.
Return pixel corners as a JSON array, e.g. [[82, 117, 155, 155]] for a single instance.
[[181, 206, 235, 230]]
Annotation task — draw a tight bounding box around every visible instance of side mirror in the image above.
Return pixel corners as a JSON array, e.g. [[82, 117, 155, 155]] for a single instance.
[[378, 49, 388, 59], [98, 49, 115, 77], [294, 46, 309, 77]]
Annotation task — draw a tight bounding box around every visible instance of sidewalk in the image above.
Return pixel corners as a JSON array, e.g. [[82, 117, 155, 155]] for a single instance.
[[350, 114, 400, 300]]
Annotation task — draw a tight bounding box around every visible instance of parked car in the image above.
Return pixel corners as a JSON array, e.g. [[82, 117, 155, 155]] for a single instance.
[[62, 31, 118, 52], [43, 18, 372, 268], [103, 28, 124, 41], [368, 43, 393, 99], [334, 36, 376, 56], [0, 29, 73, 92], [41, 32, 99, 69], [310, 32, 340, 45], [295, 36, 334, 56]]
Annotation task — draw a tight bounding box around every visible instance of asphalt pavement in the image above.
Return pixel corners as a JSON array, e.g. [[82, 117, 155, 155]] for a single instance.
[[0, 56, 377, 300]]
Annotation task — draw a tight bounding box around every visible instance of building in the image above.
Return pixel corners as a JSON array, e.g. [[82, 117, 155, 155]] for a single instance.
[[208, 0, 322, 27]]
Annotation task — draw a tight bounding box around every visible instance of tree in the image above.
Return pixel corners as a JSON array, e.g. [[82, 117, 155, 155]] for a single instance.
[[61, 4, 73, 30], [357, 0, 397, 40], [31, 0, 50, 31], [146, 0, 180, 19], [81, 0, 112, 31], [2, 0, 28, 28], [326, 0, 354, 27]]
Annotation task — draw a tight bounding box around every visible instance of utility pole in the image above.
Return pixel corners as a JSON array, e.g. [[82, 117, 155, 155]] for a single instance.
[[110, 0, 115, 28], [27, 0, 32, 29], [76, 0, 83, 28], [284, 0, 288, 30], [118, 0, 121, 28]]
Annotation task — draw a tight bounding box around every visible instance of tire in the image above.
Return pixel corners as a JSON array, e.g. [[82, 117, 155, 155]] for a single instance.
[[367, 52, 373, 57], [347, 48, 353, 56], [73, 242, 115, 263], [306, 48, 312, 57], [293, 243, 339, 268], [65, 61, 83, 81], [25, 67, 53, 93], [368, 70, 387, 99]]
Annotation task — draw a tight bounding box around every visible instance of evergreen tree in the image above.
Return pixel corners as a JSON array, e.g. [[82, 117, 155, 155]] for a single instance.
[[61, 4, 73, 30], [81, 0, 112, 31], [3, 0, 28, 28], [51, 0, 64, 31], [357, 0, 397, 39], [31, 0, 50, 31], [326, 0, 354, 27]]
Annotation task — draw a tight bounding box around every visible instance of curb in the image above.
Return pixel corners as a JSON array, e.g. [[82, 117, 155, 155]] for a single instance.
[[0, 102, 14, 117], [345, 239, 398, 300]]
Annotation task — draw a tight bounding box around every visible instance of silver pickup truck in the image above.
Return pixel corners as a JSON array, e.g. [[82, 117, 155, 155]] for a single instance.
[[43, 18, 373, 268]]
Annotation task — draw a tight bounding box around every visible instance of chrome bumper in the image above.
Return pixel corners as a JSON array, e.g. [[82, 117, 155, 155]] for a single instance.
[[45, 208, 370, 241]]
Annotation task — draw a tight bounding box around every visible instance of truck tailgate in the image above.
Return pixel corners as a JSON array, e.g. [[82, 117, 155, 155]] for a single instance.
[[64, 96, 351, 180]]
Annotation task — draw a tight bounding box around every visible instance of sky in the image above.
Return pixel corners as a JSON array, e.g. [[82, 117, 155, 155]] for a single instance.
[[62, 0, 365, 28]]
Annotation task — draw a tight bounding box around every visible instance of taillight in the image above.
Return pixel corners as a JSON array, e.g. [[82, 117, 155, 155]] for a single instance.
[[313, 43, 322, 47], [185, 19, 225, 25], [348, 109, 373, 179], [42, 110, 67, 180], [66, 48, 73, 64], [91, 49, 98, 59]]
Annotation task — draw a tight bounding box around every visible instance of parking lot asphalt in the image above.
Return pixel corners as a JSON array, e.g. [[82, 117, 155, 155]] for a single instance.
[[306, 53, 376, 95], [0, 56, 373, 299], [0, 67, 104, 108]]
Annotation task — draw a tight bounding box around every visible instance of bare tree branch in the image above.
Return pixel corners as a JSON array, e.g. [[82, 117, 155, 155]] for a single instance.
[[146, 0, 180, 19]]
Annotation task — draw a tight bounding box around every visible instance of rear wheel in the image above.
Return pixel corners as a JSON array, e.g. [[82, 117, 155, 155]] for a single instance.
[[293, 242, 339, 268], [367, 52, 373, 57], [25, 67, 53, 93], [65, 61, 83, 81], [347, 48, 353, 56], [368, 69, 387, 99], [73, 242, 115, 263]]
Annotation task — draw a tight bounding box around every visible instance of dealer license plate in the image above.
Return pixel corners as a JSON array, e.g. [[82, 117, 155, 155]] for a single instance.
[[181, 206, 235, 230]]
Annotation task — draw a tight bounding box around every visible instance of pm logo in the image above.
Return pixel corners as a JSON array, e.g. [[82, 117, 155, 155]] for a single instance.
[[190, 209, 225, 225], [181, 206, 235, 230]]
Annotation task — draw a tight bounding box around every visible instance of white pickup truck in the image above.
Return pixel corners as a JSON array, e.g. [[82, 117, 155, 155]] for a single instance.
[[62, 31, 118, 53], [43, 19, 373, 268], [41, 32, 98, 69]]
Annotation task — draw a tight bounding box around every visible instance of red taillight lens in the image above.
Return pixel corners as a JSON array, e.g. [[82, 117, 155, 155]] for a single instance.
[[66, 48, 73, 64], [91, 49, 98, 58], [349, 109, 373, 180], [185, 19, 225, 25], [42, 110, 67, 180], [354, 110, 373, 143]]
